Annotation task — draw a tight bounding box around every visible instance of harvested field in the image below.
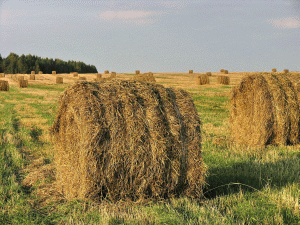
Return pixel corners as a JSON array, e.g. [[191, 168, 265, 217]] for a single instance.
[[49, 80, 206, 202]]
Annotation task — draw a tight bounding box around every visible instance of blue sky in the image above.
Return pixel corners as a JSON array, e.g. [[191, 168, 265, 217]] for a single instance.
[[0, 0, 299, 73]]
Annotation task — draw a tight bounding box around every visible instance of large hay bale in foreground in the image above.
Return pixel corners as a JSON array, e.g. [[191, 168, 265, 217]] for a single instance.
[[0, 80, 9, 91], [272, 68, 277, 72], [56, 77, 63, 84], [217, 76, 230, 85], [50, 80, 206, 202], [131, 73, 156, 83], [230, 72, 300, 146], [0, 73, 5, 78], [18, 79, 28, 88], [189, 70, 193, 74], [30, 75, 35, 80], [110, 72, 116, 78], [196, 75, 209, 85]]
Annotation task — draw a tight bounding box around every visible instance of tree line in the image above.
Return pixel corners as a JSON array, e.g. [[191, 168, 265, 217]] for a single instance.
[[0, 52, 98, 74]]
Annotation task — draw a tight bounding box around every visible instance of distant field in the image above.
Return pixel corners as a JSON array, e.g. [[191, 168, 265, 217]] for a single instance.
[[0, 72, 299, 224]]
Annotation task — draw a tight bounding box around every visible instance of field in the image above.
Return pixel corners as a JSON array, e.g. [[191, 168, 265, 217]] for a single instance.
[[0, 71, 300, 224]]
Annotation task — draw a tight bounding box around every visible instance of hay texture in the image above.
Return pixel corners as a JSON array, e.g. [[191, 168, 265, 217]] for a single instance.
[[135, 70, 140, 75], [284, 69, 289, 74], [0, 80, 9, 91], [18, 76, 24, 81], [230, 72, 300, 146], [131, 73, 156, 83], [50, 80, 206, 202], [18, 80, 28, 88], [206, 72, 212, 76], [30, 75, 35, 80], [52, 71, 56, 75], [272, 68, 277, 72], [72, 72, 79, 77], [223, 70, 229, 74], [56, 77, 63, 84], [31, 71, 35, 75], [217, 76, 230, 85], [0, 73, 5, 78], [104, 70, 109, 74], [110, 72, 116, 78], [196, 75, 209, 85], [96, 73, 102, 80], [189, 70, 193, 74], [220, 69, 224, 73], [78, 77, 87, 81], [39, 71, 43, 74]]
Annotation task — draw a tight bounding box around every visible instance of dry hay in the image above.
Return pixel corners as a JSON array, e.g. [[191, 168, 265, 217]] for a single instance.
[[72, 72, 79, 77], [0, 73, 5, 78], [49, 80, 206, 202], [18, 76, 24, 81], [272, 68, 277, 72], [96, 73, 102, 80], [110, 72, 116, 78], [189, 70, 193, 74], [18, 79, 28, 88], [230, 72, 300, 146], [0, 80, 9, 91], [52, 71, 56, 75], [131, 73, 156, 83], [206, 72, 212, 76], [220, 69, 224, 73], [30, 75, 35, 80], [135, 70, 140, 75], [56, 77, 63, 84], [104, 70, 109, 74], [39, 71, 43, 74], [78, 77, 87, 81], [31, 71, 35, 75], [196, 75, 209, 85], [284, 69, 289, 74], [223, 70, 229, 74], [217, 76, 230, 85]]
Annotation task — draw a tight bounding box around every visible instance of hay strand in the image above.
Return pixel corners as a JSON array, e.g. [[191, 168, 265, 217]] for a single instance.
[[0, 80, 9, 91]]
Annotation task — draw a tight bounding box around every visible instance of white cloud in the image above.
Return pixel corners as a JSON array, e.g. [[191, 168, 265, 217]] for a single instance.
[[268, 17, 300, 29]]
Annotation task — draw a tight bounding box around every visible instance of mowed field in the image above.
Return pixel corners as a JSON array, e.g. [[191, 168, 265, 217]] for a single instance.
[[1, 71, 300, 224]]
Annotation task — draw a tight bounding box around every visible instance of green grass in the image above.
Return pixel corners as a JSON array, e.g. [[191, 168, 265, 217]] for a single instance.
[[0, 83, 299, 224]]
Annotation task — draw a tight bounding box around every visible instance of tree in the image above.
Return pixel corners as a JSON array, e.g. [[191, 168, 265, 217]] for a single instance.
[[17, 54, 28, 73]]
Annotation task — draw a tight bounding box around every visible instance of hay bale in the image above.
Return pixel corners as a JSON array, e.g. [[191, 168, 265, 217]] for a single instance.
[[220, 69, 224, 73], [0, 73, 5, 78], [284, 69, 289, 74], [104, 70, 109, 74], [39, 71, 43, 74], [230, 72, 300, 146], [18, 79, 28, 88], [30, 75, 35, 80], [96, 73, 102, 80], [0, 80, 9, 91], [56, 77, 63, 84], [217, 76, 230, 85], [78, 77, 87, 81], [110, 72, 116, 78], [52, 71, 56, 75], [272, 68, 277, 72], [31, 71, 35, 75], [18, 76, 24, 81], [196, 75, 209, 85], [49, 80, 206, 202], [131, 73, 156, 83], [224, 70, 229, 74], [135, 70, 140, 75], [189, 70, 193, 74], [72, 72, 78, 77], [206, 72, 212, 76]]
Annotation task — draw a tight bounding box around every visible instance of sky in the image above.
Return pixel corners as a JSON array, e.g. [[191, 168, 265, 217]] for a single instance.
[[0, 0, 299, 73]]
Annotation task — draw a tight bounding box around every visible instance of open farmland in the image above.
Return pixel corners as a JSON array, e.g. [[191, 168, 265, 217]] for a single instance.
[[0, 71, 300, 224]]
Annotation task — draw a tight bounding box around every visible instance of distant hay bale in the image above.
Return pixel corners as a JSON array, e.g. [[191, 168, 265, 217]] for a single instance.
[[206, 72, 212, 76], [104, 70, 109, 74], [196, 75, 209, 85], [18, 79, 28, 88], [30, 75, 35, 80], [189, 70, 193, 74], [230, 72, 300, 146], [39, 71, 43, 74], [78, 77, 87, 81], [224, 70, 228, 74], [284, 69, 289, 74], [220, 69, 224, 73], [272, 68, 277, 72], [110, 72, 116, 78], [0, 73, 5, 78], [18, 76, 24, 81], [131, 73, 156, 83], [56, 77, 63, 84], [96, 73, 102, 80], [31, 71, 35, 75], [52, 71, 56, 75], [135, 70, 140, 75], [49, 80, 206, 202], [72, 72, 78, 77], [0, 80, 9, 91], [217, 76, 230, 85]]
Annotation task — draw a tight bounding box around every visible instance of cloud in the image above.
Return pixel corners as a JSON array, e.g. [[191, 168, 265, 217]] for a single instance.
[[268, 17, 300, 29]]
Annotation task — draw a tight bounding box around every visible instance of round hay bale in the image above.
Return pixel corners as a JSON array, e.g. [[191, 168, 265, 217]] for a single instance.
[[18, 79, 28, 88], [104, 70, 109, 74], [131, 73, 156, 83], [206, 72, 212, 76], [189, 70, 193, 74], [110, 72, 116, 78], [220, 69, 224, 73], [217, 76, 230, 85], [284, 69, 289, 74], [272, 68, 277, 72], [196, 75, 209, 85], [78, 77, 87, 81], [52, 71, 56, 75], [31, 71, 35, 75], [224, 70, 229, 74], [230, 72, 300, 146], [72, 72, 79, 77], [135, 70, 140, 75], [30, 75, 35, 80], [49, 80, 206, 202], [0, 80, 9, 91], [39, 71, 43, 74], [56, 77, 63, 84]]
